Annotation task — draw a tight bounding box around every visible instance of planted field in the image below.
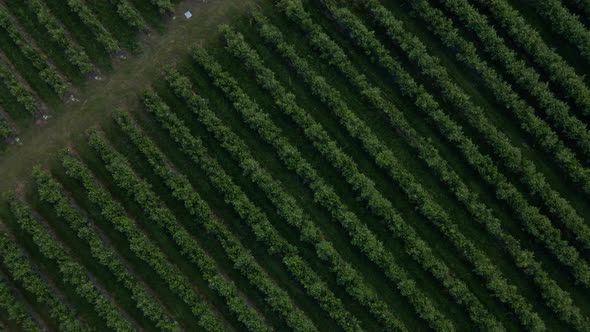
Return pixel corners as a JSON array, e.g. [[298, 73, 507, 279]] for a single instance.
[[0, 0, 589, 331]]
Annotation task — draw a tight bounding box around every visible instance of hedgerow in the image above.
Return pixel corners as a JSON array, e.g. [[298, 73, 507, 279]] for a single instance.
[[165, 68, 405, 331], [33, 168, 181, 332], [364, 0, 590, 255], [191, 45, 454, 330], [266, 2, 550, 329], [0, 116, 12, 140], [143, 90, 365, 332], [222, 21, 503, 330], [109, 0, 146, 30], [61, 151, 226, 332], [458, 0, 590, 116], [63, 0, 120, 53], [0, 277, 41, 332], [0, 226, 84, 331], [0, 63, 38, 114], [302, 0, 588, 329], [115, 110, 319, 332], [23, 0, 93, 73], [528, 0, 590, 62], [317, 0, 590, 292], [9, 198, 135, 332], [87, 131, 269, 332], [0, 7, 69, 97]]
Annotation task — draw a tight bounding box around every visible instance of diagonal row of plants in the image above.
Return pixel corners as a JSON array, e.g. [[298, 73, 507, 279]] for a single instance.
[[307, 0, 589, 329], [248, 3, 589, 331], [246, 0, 590, 328], [180, 2, 584, 326], [221, 13, 514, 331], [0, 227, 86, 331], [142, 87, 366, 332], [402, 0, 590, 248], [302, 0, 590, 292], [464, 0, 590, 117]]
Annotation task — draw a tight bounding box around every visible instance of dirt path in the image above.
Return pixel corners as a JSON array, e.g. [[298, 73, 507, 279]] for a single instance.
[[0, 0, 256, 192]]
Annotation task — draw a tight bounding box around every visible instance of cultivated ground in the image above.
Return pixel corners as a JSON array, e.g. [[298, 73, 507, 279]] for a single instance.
[[1, 0, 589, 330]]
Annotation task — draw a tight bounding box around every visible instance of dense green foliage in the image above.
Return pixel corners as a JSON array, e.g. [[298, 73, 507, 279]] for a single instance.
[[0, 277, 41, 331], [9, 198, 135, 331], [23, 0, 94, 74], [33, 168, 181, 332], [115, 110, 318, 332], [0, 6, 68, 98], [1, 0, 590, 330], [0, 228, 84, 331]]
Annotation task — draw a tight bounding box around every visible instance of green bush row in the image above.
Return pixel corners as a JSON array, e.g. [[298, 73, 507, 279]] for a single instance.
[[255, 7, 519, 330], [0, 7, 69, 97], [533, 0, 590, 62], [329, 0, 590, 293], [86, 131, 268, 332], [378, 0, 590, 254], [150, 0, 174, 14], [9, 198, 135, 332], [466, 0, 590, 116], [0, 63, 38, 114], [432, 0, 590, 160], [115, 110, 318, 332], [166, 66, 404, 331], [110, 0, 146, 31], [433, 0, 590, 201], [24, 0, 93, 74], [0, 116, 12, 139], [217, 27, 412, 330], [0, 230, 84, 331], [32, 168, 181, 332], [64, 0, 120, 53], [61, 149, 225, 332], [404, 0, 590, 249], [272, 1, 552, 329], [0, 277, 41, 331], [192, 40, 452, 330], [143, 89, 364, 332], [305, 0, 588, 329], [223, 18, 479, 331], [89, 127, 269, 331]]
